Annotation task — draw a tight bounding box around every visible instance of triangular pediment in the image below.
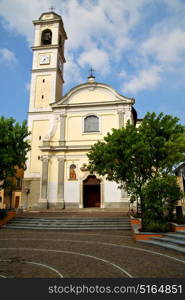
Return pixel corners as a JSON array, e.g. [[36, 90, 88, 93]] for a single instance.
[[52, 82, 134, 108]]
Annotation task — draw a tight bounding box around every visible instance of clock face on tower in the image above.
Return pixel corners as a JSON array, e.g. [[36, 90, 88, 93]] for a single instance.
[[40, 55, 50, 65]]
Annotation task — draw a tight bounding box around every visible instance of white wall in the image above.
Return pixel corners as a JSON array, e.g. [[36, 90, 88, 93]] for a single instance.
[[47, 181, 57, 202], [64, 181, 80, 203], [104, 181, 121, 203]]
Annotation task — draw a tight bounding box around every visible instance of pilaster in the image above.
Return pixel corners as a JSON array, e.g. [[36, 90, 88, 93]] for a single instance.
[[79, 182, 83, 208], [100, 181, 105, 208], [118, 110, 125, 128], [57, 157, 65, 208], [59, 113, 66, 146], [40, 156, 49, 204]]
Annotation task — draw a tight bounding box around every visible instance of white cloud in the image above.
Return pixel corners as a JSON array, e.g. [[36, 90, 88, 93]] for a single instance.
[[142, 28, 185, 64], [124, 66, 162, 94], [0, 0, 148, 84], [64, 59, 82, 86], [61, 0, 149, 82], [79, 48, 110, 76], [0, 48, 17, 63], [25, 83, 30, 92], [0, 0, 54, 44], [119, 70, 127, 79], [0, 0, 185, 94]]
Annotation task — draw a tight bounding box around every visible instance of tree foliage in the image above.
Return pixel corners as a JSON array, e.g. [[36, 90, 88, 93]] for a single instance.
[[139, 113, 185, 175], [0, 117, 31, 187], [88, 112, 185, 229], [88, 112, 185, 196]]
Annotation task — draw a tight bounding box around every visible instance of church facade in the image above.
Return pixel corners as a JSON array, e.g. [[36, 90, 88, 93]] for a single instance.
[[23, 11, 139, 211]]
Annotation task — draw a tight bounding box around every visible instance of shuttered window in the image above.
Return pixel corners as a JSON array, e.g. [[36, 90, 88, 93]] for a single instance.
[[84, 115, 99, 132]]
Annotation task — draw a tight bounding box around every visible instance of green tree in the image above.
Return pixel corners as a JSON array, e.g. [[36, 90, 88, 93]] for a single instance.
[[87, 112, 185, 229], [0, 117, 31, 188]]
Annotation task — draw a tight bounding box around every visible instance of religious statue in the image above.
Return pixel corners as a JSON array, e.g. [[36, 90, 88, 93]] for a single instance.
[[69, 164, 77, 180]]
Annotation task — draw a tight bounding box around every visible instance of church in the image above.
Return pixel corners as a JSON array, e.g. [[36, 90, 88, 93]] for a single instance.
[[22, 11, 140, 211]]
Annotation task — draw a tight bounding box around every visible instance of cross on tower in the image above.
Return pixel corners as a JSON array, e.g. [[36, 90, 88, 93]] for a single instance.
[[89, 67, 95, 77], [49, 6, 55, 12]]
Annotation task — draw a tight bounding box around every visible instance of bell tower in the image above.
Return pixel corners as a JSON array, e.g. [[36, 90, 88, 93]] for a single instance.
[[23, 11, 67, 210], [29, 11, 67, 111]]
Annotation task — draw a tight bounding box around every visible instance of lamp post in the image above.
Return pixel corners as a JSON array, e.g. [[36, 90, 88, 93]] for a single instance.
[[24, 187, 30, 210], [176, 168, 183, 219]]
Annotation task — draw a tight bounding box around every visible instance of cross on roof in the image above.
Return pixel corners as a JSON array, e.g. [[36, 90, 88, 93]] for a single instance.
[[49, 6, 55, 12], [89, 67, 95, 77]]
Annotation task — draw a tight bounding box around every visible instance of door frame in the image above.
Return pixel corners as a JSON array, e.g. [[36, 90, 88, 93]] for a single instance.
[[79, 173, 104, 208], [83, 175, 100, 208]]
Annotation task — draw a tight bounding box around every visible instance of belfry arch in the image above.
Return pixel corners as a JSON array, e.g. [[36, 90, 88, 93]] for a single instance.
[[41, 29, 52, 45]]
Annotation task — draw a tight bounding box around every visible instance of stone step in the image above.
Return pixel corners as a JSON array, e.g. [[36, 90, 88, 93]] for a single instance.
[[12, 217, 129, 222], [165, 233, 185, 240], [141, 239, 185, 254], [5, 221, 130, 227], [8, 218, 130, 222], [176, 230, 185, 235], [7, 223, 130, 228], [4, 225, 130, 231], [4, 216, 130, 231], [8, 219, 130, 224], [152, 236, 185, 246], [5, 222, 130, 227], [9, 219, 130, 224]]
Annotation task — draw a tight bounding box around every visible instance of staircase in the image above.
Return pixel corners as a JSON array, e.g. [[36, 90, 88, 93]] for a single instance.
[[3, 216, 130, 231], [141, 231, 185, 254]]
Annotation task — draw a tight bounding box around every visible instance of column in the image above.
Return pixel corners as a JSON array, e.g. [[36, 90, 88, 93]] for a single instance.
[[57, 157, 65, 208], [41, 156, 49, 203], [59, 114, 66, 146]]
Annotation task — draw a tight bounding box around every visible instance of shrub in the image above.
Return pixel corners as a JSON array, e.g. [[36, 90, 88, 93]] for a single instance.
[[142, 175, 183, 222], [142, 219, 170, 232], [174, 215, 185, 224]]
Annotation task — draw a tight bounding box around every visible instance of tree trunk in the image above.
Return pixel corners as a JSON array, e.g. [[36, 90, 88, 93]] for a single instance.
[[139, 194, 145, 231]]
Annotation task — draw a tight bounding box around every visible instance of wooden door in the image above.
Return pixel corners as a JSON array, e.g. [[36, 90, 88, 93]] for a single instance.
[[15, 196, 20, 208], [83, 175, 101, 208]]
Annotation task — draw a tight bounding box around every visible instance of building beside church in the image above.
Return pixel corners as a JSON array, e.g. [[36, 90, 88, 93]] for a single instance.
[[0, 167, 23, 209], [22, 11, 140, 211]]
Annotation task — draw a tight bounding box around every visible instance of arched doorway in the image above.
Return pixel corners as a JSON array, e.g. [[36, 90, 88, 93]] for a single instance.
[[83, 175, 101, 208]]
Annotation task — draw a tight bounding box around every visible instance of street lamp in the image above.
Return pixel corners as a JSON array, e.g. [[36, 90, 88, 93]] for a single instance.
[[24, 187, 30, 210]]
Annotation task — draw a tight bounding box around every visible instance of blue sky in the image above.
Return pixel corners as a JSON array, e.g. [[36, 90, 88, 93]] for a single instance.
[[0, 0, 185, 124]]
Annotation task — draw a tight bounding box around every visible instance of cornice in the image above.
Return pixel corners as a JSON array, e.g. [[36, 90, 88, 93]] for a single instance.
[[40, 145, 92, 152], [52, 100, 134, 110], [32, 68, 57, 73], [28, 110, 53, 114], [32, 45, 60, 50]]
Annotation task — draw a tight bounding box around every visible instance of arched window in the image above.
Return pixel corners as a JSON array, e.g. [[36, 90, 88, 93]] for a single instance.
[[69, 164, 77, 180], [41, 29, 52, 45], [84, 115, 99, 132]]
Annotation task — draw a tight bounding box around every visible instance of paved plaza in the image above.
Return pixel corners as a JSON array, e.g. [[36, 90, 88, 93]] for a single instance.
[[0, 214, 185, 278]]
